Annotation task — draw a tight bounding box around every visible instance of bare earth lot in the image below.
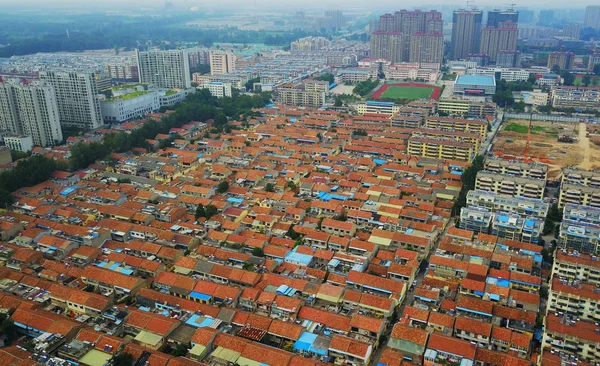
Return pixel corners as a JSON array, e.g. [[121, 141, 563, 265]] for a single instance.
[[492, 119, 600, 180]]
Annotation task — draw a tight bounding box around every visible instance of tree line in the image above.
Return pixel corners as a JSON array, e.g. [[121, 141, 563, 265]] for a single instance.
[[0, 13, 320, 57], [0, 155, 69, 207], [69, 89, 272, 170]]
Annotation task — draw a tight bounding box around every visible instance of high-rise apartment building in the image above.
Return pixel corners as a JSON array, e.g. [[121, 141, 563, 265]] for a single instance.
[[426, 19, 444, 33], [451, 10, 483, 60], [0, 78, 63, 147], [378, 14, 396, 32], [496, 50, 522, 67], [136, 49, 191, 89], [38, 71, 103, 130], [584, 6, 600, 30], [562, 24, 582, 39], [409, 32, 444, 64], [486, 9, 518, 27], [324, 10, 344, 31], [373, 10, 443, 63], [547, 52, 575, 70], [517, 9, 534, 24], [291, 37, 331, 52], [209, 51, 237, 76], [370, 31, 404, 63], [103, 63, 139, 81], [538, 10, 554, 26], [187, 48, 210, 68], [479, 21, 518, 62], [588, 53, 600, 71]]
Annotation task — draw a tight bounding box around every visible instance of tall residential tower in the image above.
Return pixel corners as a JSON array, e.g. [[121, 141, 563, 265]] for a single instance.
[[451, 10, 483, 60], [480, 21, 518, 62], [39, 71, 103, 130], [0, 78, 63, 147], [136, 49, 191, 89]]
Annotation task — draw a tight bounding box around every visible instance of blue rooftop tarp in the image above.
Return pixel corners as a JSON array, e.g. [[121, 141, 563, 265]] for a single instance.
[[294, 332, 327, 355], [374, 159, 386, 165], [189, 292, 212, 301], [185, 314, 215, 328], [284, 251, 313, 266], [317, 191, 352, 202], [60, 186, 79, 196]]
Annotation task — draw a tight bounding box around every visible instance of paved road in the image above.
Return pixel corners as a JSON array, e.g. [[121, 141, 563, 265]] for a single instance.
[[371, 220, 456, 364], [478, 111, 504, 156]]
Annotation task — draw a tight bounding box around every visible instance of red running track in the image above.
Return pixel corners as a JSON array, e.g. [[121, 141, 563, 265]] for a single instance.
[[371, 82, 442, 100]]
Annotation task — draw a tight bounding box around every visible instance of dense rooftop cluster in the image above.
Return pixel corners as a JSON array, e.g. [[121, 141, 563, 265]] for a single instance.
[[0, 103, 550, 366]]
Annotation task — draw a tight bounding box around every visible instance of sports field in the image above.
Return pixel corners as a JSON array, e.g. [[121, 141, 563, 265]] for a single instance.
[[380, 86, 433, 100], [372, 83, 442, 101]]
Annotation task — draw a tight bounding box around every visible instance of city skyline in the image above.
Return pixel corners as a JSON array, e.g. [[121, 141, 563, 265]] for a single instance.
[[0, 0, 597, 10]]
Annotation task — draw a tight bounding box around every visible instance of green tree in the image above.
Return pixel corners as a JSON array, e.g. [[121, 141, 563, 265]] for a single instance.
[[547, 203, 562, 222], [542, 220, 555, 236], [251, 247, 265, 257], [317, 217, 324, 230], [583, 74, 592, 86], [214, 113, 228, 127], [216, 180, 229, 193], [315, 73, 334, 83], [561, 71, 575, 86], [112, 353, 135, 366], [0, 314, 17, 345], [0, 189, 14, 209], [287, 181, 297, 191], [352, 129, 368, 136], [452, 155, 485, 216], [205, 204, 218, 219], [195, 203, 206, 219], [265, 183, 275, 192], [172, 343, 190, 357], [242, 261, 254, 271]]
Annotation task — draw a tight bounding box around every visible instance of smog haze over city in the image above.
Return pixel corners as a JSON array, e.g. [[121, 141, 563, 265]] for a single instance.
[[1, 0, 600, 366]]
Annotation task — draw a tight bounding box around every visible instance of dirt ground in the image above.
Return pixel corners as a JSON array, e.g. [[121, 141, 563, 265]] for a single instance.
[[492, 119, 600, 180]]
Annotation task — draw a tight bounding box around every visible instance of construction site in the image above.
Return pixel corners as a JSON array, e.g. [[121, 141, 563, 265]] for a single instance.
[[491, 118, 600, 180]]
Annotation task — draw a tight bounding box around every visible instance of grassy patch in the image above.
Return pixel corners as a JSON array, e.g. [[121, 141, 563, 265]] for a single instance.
[[574, 75, 600, 86], [442, 74, 457, 81], [107, 90, 151, 101], [380, 86, 433, 100], [503, 122, 560, 136]]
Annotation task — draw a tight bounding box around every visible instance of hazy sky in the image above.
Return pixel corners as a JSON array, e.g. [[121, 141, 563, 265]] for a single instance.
[[0, 0, 592, 9]]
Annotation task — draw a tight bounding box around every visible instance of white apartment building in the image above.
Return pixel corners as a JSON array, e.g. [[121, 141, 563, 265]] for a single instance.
[[100, 85, 160, 123], [466, 67, 531, 82], [475, 171, 546, 199], [158, 89, 191, 107], [0, 78, 63, 147], [4, 135, 34, 152], [39, 71, 103, 130], [205, 82, 232, 99], [136, 49, 191, 89]]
